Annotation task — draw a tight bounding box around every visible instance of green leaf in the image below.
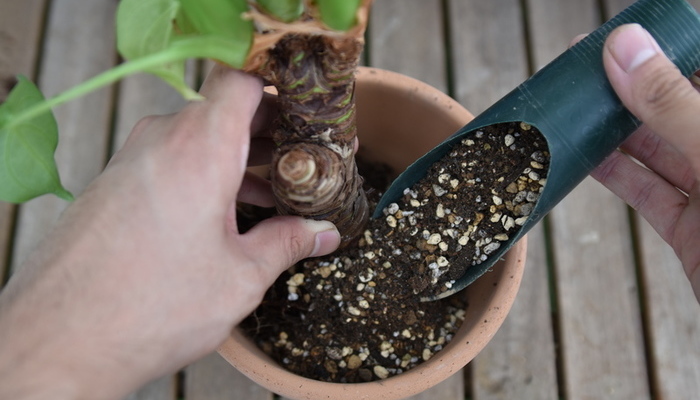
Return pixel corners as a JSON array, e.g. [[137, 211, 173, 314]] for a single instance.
[[315, 0, 361, 31], [167, 35, 251, 69], [257, 0, 303, 22], [175, 5, 199, 36], [117, 0, 179, 59], [117, 0, 201, 100], [179, 0, 253, 47], [0, 35, 250, 204], [0, 0, 260, 204], [0, 76, 73, 203]]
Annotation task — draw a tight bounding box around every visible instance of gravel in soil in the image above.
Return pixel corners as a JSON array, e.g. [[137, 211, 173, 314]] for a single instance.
[[240, 121, 549, 383]]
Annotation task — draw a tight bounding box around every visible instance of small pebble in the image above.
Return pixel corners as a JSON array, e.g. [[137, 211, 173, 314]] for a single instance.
[[374, 365, 390, 379]]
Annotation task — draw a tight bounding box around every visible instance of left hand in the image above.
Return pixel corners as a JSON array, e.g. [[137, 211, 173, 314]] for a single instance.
[[0, 66, 340, 399]]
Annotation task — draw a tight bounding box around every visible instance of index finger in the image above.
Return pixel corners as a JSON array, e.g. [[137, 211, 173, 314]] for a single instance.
[[251, 91, 279, 138]]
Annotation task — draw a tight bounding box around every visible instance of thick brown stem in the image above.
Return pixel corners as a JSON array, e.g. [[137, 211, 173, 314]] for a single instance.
[[265, 35, 368, 244], [241, 3, 373, 245], [271, 143, 368, 243]]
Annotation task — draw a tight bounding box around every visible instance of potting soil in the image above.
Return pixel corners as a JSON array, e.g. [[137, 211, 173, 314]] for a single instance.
[[240, 121, 549, 383]]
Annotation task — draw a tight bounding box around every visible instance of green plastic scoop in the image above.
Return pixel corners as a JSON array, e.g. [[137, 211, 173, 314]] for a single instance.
[[372, 0, 700, 301]]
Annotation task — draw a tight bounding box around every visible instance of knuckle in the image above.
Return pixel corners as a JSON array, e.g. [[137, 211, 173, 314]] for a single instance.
[[633, 63, 695, 115], [628, 177, 655, 212], [634, 128, 663, 161], [242, 217, 313, 279], [286, 229, 309, 263], [132, 115, 159, 135]]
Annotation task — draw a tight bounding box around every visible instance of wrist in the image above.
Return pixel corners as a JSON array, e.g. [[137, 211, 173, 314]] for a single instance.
[[0, 284, 82, 400], [0, 233, 136, 400]]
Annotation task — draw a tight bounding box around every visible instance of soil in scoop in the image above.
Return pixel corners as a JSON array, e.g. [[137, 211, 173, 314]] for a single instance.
[[239, 121, 549, 383]]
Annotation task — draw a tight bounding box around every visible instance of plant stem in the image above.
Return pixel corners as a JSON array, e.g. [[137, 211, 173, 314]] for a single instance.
[[6, 36, 246, 130], [262, 34, 369, 245]]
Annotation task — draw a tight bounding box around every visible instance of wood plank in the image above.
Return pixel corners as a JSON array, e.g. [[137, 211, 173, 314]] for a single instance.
[[0, 203, 14, 284], [123, 376, 175, 400], [0, 0, 46, 93], [601, 0, 700, 18], [447, 0, 530, 115], [526, 0, 651, 399], [0, 0, 48, 283], [185, 352, 273, 400], [179, 61, 275, 398], [550, 179, 649, 400], [367, 2, 464, 398], [283, 373, 465, 400], [403, 372, 464, 400], [634, 217, 700, 399], [368, 0, 448, 93], [113, 62, 197, 400], [526, 0, 601, 71], [600, 2, 700, 399], [112, 65, 196, 152], [446, 1, 559, 398], [472, 225, 558, 400], [10, 0, 118, 272]]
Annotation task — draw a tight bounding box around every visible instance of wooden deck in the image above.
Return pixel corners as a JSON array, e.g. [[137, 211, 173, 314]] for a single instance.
[[2, 0, 699, 399]]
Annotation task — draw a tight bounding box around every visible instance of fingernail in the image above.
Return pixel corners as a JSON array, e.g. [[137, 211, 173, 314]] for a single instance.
[[307, 220, 340, 257], [609, 24, 661, 73]]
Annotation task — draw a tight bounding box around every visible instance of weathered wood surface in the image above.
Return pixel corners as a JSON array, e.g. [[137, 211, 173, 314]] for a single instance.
[[447, 1, 559, 399], [9, 0, 118, 273], [528, 1, 650, 399], [123, 376, 176, 400], [114, 61, 197, 400], [185, 353, 273, 400], [368, 0, 448, 94], [448, 0, 531, 115], [0, 0, 48, 283], [1, 0, 699, 399]]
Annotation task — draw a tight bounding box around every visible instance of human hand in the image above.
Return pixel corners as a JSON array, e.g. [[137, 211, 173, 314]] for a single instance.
[[591, 23, 700, 303], [0, 66, 340, 399]]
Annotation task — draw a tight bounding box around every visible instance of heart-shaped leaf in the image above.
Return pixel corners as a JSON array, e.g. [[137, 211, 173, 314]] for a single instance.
[[0, 76, 73, 203]]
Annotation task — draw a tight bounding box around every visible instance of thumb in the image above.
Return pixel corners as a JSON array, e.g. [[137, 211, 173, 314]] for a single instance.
[[241, 217, 340, 277], [603, 23, 700, 173]]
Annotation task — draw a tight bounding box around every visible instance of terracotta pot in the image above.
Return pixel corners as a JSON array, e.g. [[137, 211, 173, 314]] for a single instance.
[[218, 67, 527, 400]]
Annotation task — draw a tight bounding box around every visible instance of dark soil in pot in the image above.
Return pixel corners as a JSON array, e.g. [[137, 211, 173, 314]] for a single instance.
[[239, 121, 549, 383]]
